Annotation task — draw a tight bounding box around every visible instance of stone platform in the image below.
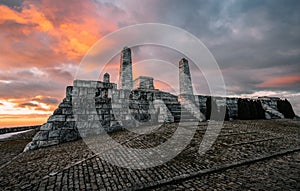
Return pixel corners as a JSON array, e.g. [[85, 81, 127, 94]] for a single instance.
[[1, 119, 299, 190]]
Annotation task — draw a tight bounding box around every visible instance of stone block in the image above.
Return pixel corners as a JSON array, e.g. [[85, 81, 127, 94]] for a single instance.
[[72, 97, 81, 108], [73, 80, 83, 87], [62, 121, 76, 129], [60, 129, 79, 142], [66, 115, 76, 121], [97, 82, 104, 88], [46, 140, 59, 146], [62, 108, 73, 115], [87, 88, 96, 94], [48, 115, 66, 122], [73, 108, 85, 115], [90, 81, 97, 87], [33, 131, 49, 141], [76, 122, 89, 129], [53, 108, 63, 115], [51, 122, 64, 130], [86, 108, 97, 115], [38, 140, 59, 147], [79, 87, 87, 96], [88, 115, 94, 121], [23, 141, 38, 152], [72, 86, 79, 96], [77, 115, 88, 122], [49, 130, 60, 138], [40, 123, 53, 131], [103, 115, 111, 121], [66, 86, 73, 96], [59, 102, 72, 108]]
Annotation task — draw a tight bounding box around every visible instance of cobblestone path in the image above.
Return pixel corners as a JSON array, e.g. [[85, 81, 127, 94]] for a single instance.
[[18, 120, 299, 191]]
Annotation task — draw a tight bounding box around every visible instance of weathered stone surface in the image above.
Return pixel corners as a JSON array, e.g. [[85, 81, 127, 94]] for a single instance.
[[134, 76, 155, 90], [40, 123, 53, 131], [38, 140, 59, 147], [179, 58, 194, 95], [277, 99, 295, 118], [49, 130, 60, 138], [24, 47, 296, 152], [33, 131, 49, 141], [47, 115, 66, 122], [60, 129, 79, 142], [53, 108, 63, 115], [103, 73, 110, 83], [9, 120, 300, 190], [119, 46, 133, 90], [259, 97, 284, 119]]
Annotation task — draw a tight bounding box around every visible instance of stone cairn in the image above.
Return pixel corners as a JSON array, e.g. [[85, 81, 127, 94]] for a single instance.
[[24, 47, 296, 151]]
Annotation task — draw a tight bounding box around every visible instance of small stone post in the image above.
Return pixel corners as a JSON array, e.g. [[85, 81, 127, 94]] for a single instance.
[[103, 73, 110, 83]]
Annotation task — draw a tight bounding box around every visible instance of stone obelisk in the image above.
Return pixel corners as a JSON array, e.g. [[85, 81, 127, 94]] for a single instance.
[[179, 58, 194, 96], [119, 46, 133, 90], [179, 58, 205, 121]]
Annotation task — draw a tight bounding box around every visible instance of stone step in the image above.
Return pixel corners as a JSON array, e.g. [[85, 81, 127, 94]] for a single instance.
[[178, 118, 199, 122]]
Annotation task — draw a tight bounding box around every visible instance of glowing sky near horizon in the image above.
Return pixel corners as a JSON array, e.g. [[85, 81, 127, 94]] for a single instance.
[[0, 0, 299, 127]]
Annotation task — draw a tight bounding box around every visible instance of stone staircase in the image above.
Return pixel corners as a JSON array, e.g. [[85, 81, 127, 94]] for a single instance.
[[166, 102, 204, 123], [166, 103, 181, 122], [179, 107, 199, 122], [153, 100, 174, 123]]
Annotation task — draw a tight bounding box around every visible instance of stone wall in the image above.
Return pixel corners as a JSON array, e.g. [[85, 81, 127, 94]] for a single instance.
[[277, 99, 295, 118], [134, 76, 155, 90], [24, 81, 178, 151], [24, 79, 297, 152], [238, 98, 266, 120], [23, 47, 297, 152]]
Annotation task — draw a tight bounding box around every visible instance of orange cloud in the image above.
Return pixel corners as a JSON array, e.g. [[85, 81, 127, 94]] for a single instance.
[[0, 0, 120, 70], [0, 4, 53, 33], [0, 0, 125, 127], [257, 74, 300, 87]]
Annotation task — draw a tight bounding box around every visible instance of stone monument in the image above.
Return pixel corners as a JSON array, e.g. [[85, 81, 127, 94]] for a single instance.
[[23, 46, 296, 152], [119, 46, 133, 90]]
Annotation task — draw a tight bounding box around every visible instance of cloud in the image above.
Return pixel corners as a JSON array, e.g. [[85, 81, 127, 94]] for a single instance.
[[0, 0, 124, 70], [32, 96, 59, 104], [18, 102, 38, 108], [257, 75, 300, 88], [0, 0, 300, 127]]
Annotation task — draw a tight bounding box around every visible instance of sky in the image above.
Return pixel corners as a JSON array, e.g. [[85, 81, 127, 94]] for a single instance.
[[0, 0, 299, 127]]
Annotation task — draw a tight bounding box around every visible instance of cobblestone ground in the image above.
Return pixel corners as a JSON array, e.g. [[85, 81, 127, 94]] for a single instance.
[[0, 128, 39, 167], [0, 119, 299, 190]]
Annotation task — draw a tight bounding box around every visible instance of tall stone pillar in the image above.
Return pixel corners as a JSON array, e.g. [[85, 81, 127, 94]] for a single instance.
[[179, 58, 194, 95], [119, 46, 133, 90], [178, 58, 205, 121]]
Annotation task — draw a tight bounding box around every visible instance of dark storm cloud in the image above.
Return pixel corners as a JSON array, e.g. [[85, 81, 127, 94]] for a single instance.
[[0, 0, 23, 8], [116, 0, 300, 93], [0, 0, 299, 117], [0, 80, 60, 98], [32, 97, 59, 104], [18, 102, 38, 108]]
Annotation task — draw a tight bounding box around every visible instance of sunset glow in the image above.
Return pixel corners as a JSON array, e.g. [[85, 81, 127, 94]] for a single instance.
[[0, 0, 299, 127]]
